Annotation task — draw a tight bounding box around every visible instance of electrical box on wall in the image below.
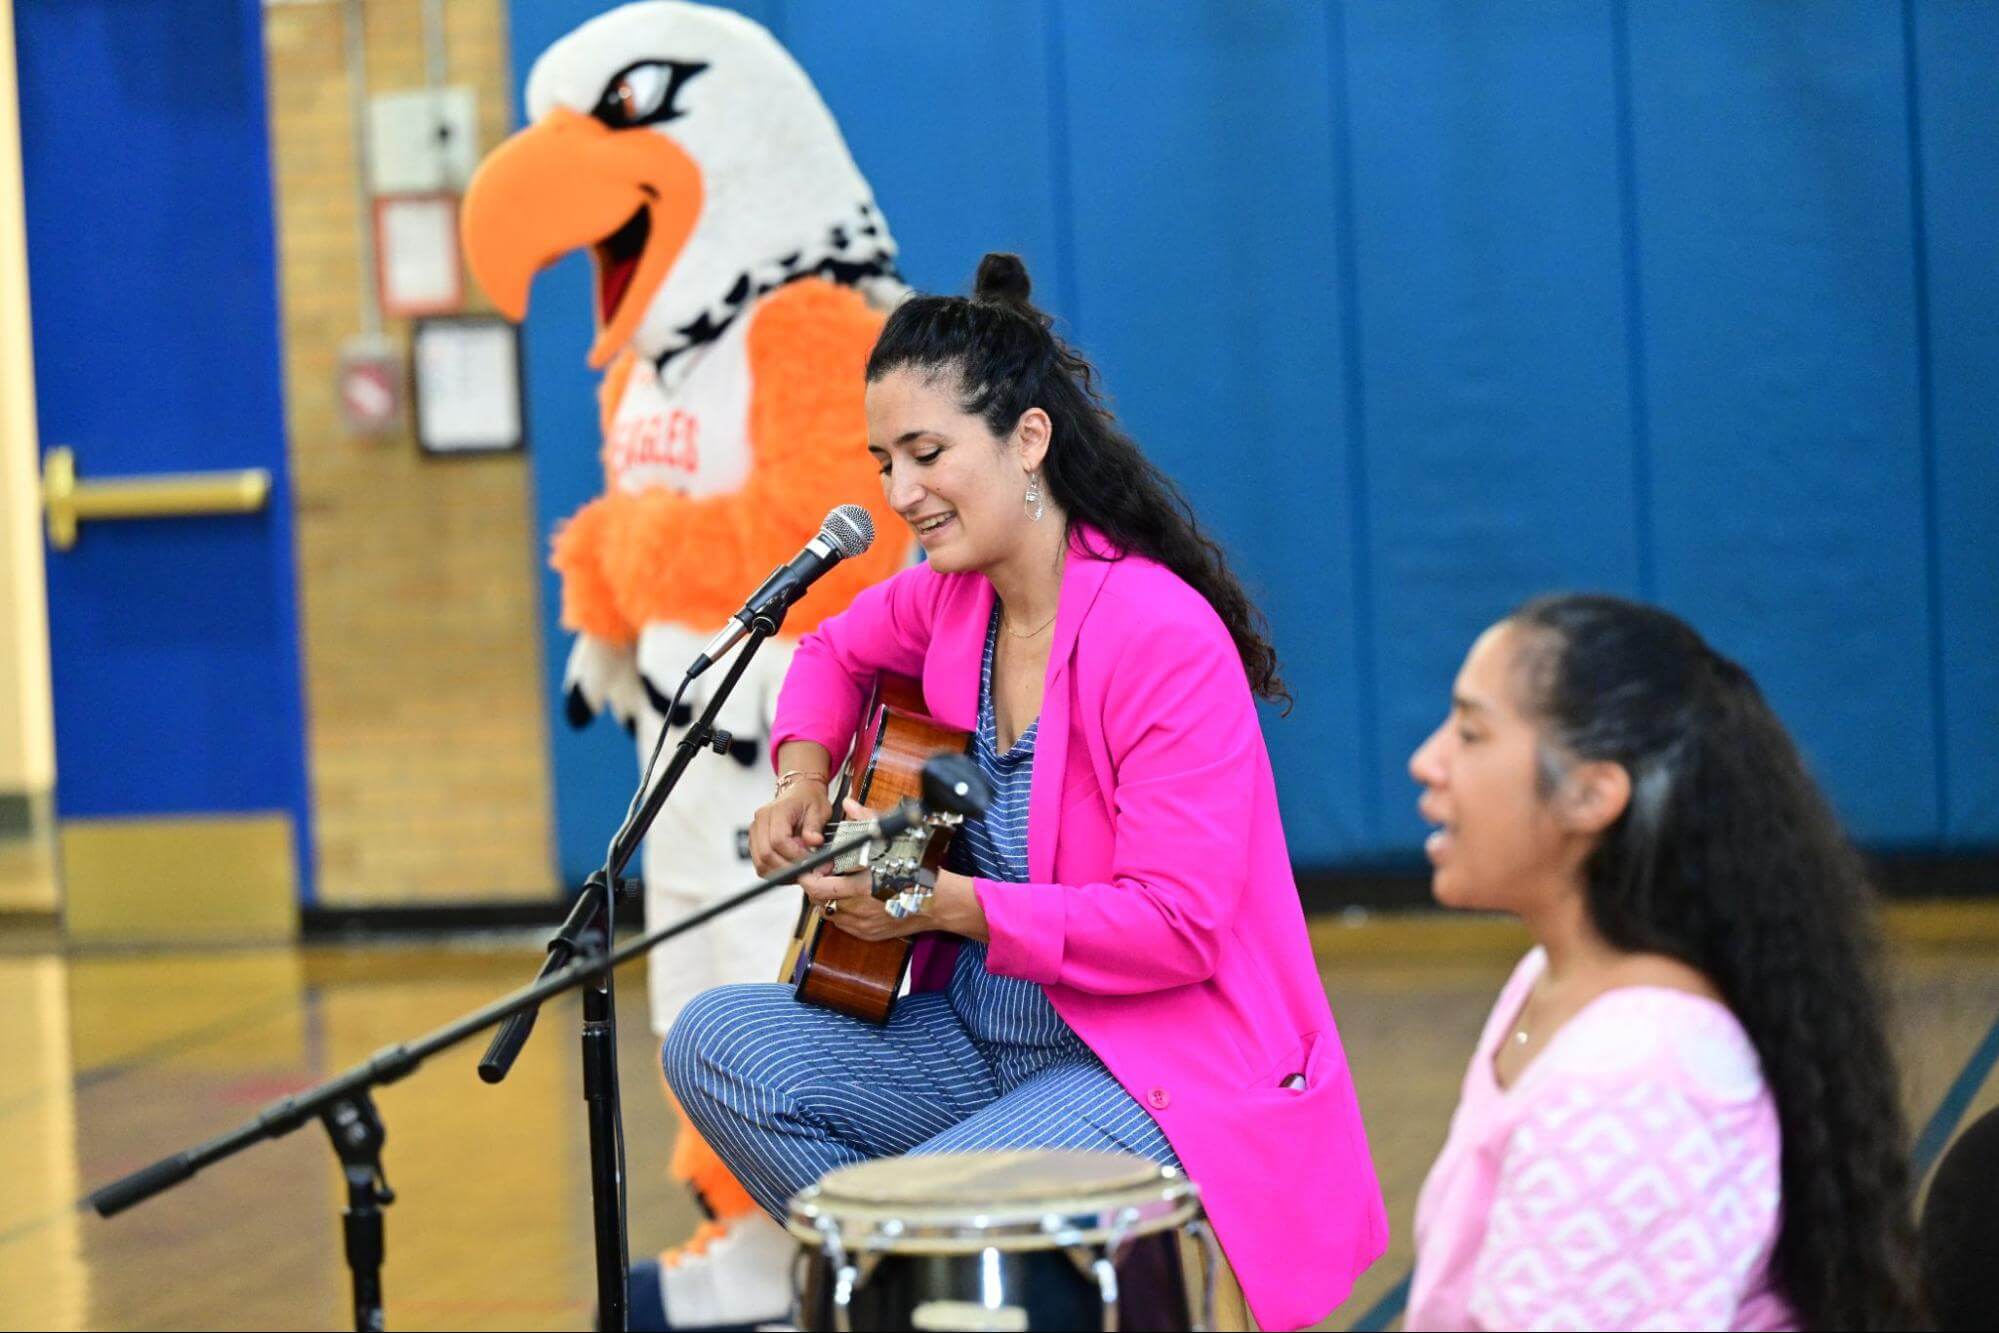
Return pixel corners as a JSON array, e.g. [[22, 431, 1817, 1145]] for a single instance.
[[367, 87, 479, 194]]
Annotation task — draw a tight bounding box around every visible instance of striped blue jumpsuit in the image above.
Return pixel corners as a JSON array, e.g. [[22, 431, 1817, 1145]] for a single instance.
[[663, 609, 1178, 1218]]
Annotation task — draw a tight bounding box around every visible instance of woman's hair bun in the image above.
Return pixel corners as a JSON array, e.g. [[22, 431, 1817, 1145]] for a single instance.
[[973, 252, 1033, 307]]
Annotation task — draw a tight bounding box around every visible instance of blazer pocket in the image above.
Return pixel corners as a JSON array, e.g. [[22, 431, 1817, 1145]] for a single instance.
[[1247, 1029, 1325, 1093]]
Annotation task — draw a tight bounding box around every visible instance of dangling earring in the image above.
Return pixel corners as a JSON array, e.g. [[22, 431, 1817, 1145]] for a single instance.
[[1023, 472, 1045, 523]]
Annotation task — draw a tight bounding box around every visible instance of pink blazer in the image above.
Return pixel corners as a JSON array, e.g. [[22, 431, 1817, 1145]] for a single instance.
[[772, 528, 1388, 1330]]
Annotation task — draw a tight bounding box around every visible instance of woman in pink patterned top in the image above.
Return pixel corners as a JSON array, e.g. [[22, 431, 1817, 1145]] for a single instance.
[[1405, 595, 1923, 1331]]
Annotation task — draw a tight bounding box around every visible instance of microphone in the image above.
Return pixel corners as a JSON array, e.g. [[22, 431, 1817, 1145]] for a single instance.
[[921, 754, 991, 821], [688, 505, 875, 680]]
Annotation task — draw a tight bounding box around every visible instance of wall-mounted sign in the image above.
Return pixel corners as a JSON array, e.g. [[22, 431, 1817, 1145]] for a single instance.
[[411, 316, 522, 455], [336, 336, 403, 437], [374, 193, 463, 319], [367, 86, 480, 194]]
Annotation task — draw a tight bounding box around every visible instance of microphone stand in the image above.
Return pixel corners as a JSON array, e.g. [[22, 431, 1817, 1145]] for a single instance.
[[475, 610, 783, 1331], [83, 802, 921, 1333]]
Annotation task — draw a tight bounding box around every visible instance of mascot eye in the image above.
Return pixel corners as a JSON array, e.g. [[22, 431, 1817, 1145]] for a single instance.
[[595, 60, 707, 128]]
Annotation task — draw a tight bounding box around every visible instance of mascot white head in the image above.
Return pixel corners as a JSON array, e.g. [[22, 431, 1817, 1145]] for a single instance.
[[464, 1, 899, 373]]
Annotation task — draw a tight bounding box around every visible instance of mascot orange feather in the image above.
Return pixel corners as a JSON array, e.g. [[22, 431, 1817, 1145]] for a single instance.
[[461, 5, 911, 1325]]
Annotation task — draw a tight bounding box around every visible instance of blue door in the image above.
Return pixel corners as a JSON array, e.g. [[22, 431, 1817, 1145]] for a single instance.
[[15, 0, 312, 937]]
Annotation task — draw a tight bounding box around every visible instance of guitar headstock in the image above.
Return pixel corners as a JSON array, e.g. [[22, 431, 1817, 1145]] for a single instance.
[[823, 810, 964, 918]]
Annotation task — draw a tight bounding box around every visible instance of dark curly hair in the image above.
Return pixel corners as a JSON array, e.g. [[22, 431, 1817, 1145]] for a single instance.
[[865, 252, 1288, 707], [1510, 593, 1924, 1330]]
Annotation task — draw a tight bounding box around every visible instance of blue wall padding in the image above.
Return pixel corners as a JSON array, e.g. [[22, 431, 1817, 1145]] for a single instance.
[[784, 3, 1069, 308], [508, 0, 1999, 879], [1339, 2, 1648, 851], [1626, 3, 1940, 842], [1911, 4, 1999, 844], [1057, 3, 1371, 853], [17, 0, 314, 894]]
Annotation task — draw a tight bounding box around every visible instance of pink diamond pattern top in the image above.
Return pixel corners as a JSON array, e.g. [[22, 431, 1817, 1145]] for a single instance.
[[1406, 948, 1798, 1332]]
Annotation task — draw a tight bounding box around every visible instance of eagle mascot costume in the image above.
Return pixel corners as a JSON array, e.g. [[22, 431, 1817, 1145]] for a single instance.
[[461, 4, 912, 1325]]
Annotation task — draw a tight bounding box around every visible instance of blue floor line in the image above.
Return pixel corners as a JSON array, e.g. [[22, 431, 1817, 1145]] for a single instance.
[[1349, 1272, 1411, 1332], [1913, 1006, 1999, 1174]]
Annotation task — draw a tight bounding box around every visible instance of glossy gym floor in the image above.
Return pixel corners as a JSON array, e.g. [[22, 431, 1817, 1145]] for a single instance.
[[3, 900, 1996, 1332]]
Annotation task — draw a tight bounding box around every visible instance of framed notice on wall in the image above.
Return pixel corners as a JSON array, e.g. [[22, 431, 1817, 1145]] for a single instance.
[[411, 316, 523, 455], [374, 193, 464, 318]]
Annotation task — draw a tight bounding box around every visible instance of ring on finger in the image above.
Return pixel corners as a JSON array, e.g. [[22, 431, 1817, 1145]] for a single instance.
[[824, 898, 839, 915]]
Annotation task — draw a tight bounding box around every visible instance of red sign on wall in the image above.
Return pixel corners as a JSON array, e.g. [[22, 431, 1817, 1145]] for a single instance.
[[337, 338, 403, 436]]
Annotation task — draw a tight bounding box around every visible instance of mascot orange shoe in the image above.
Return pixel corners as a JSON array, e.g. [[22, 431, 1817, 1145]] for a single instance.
[[461, 4, 913, 1327]]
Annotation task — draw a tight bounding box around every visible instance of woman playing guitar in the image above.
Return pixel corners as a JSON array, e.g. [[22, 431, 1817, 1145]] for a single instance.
[[663, 254, 1387, 1331]]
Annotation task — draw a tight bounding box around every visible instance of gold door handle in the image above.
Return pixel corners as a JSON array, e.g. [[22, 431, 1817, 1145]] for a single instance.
[[42, 446, 272, 551]]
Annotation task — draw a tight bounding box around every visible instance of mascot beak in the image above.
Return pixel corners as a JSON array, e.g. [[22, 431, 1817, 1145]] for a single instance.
[[461, 107, 703, 369]]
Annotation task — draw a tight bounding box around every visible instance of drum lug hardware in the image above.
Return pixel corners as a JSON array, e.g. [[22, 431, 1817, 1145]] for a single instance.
[[1188, 1215, 1223, 1332], [1071, 1208, 1137, 1333], [1061, 1239, 1117, 1316], [1041, 1212, 1083, 1247], [1106, 1205, 1140, 1261], [830, 1260, 860, 1333], [789, 1246, 813, 1327], [1092, 1256, 1121, 1331], [813, 1216, 862, 1333]]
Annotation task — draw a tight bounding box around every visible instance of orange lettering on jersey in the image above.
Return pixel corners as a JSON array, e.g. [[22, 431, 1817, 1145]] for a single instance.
[[608, 408, 703, 489]]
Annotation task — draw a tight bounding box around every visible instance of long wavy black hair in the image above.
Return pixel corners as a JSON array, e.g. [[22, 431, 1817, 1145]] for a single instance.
[[1510, 593, 1923, 1330], [866, 252, 1287, 707]]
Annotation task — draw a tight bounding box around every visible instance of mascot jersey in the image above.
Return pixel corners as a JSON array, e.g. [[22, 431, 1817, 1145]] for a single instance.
[[461, 5, 913, 1316]]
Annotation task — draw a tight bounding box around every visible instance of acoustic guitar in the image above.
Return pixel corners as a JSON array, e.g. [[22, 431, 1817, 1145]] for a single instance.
[[779, 676, 972, 1023]]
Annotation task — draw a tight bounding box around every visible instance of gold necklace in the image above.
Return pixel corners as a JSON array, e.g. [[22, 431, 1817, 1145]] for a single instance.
[[1001, 608, 1058, 639]]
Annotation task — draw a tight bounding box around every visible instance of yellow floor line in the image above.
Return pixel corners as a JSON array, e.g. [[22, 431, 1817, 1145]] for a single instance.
[[1307, 898, 1999, 962]]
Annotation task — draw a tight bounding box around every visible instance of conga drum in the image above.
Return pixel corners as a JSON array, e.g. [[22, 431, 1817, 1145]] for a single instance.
[[786, 1149, 1228, 1331]]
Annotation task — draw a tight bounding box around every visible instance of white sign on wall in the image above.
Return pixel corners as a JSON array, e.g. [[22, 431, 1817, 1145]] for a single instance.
[[412, 317, 522, 455]]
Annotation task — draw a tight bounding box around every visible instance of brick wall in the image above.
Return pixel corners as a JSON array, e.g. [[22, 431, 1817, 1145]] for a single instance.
[[264, 0, 555, 905]]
